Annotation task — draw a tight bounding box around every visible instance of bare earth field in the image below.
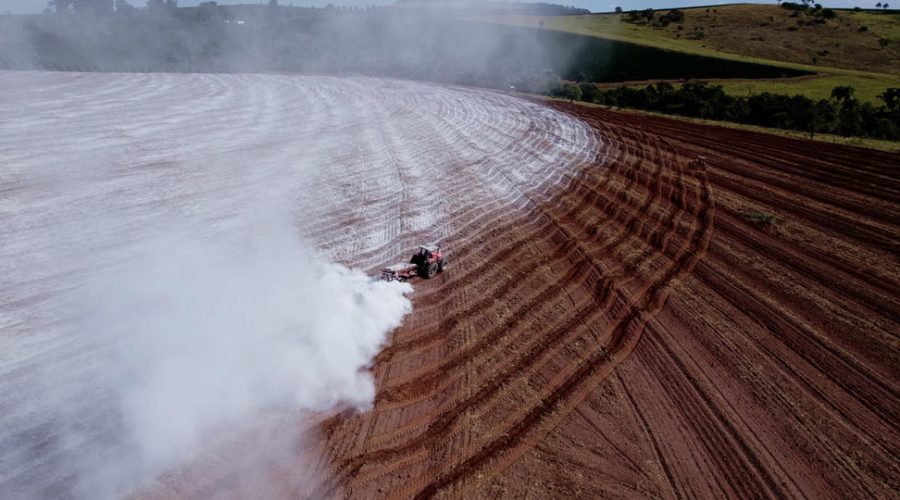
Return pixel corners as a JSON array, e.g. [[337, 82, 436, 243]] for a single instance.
[[305, 102, 900, 499], [1, 71, 898, 499]]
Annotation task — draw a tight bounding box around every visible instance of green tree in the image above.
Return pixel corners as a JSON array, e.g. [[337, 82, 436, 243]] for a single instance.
[[830, 85, 855, 103], [879, 88, 900, 113], [563, 83, 582, 103], [838, 99, 864, 136], [658, 9, 684, 26], [579, 82, 598, 103]]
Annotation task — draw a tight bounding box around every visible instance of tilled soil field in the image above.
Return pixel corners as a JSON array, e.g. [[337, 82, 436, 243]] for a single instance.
[[1, 71, 897, 499], [479, 105, 900, 499], [302, 105, 899, 499]]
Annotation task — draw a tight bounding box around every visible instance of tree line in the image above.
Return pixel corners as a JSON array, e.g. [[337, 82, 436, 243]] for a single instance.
[[549, 81, 900, 141]]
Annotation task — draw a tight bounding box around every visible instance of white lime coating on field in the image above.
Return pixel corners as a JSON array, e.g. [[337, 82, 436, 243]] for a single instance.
[[0, 70, 600, 498]]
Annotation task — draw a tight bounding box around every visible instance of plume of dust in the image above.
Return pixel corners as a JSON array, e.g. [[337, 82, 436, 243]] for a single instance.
[[71, 217, 412, 498]]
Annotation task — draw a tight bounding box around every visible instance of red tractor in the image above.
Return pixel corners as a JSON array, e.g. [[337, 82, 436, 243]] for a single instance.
[[381, 244, 448, 282]]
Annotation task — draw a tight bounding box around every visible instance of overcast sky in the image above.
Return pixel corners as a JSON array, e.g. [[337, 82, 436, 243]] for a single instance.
[[0, 0, 876, 16]]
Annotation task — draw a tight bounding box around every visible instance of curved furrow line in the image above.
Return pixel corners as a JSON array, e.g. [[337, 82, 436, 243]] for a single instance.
[[376, 245, 594, 402], [491, 101, 900, 500], [390, 152, 652, 319], [306, 110, 587, 271], [315, 130, 707, 498], [377, 227, 583, 364], [1, 72, 611, 498], [362, 139, 610, 310], [300, 91, 604, 464], [362, 180, 700, 450], [380, 148, 640, 346], [405, 158, 715, 498], [376, 149, 689, 394], [450, 141, 696, 430]]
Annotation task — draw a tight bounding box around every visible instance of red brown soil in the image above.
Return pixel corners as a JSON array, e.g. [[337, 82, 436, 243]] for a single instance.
[[157, 104, 900, 498], [302, 105, 900, 499]]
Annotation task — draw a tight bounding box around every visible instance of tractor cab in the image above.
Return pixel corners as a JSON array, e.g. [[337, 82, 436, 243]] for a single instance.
[[410, 243, 448, 278], [418, 244, 439, 259]]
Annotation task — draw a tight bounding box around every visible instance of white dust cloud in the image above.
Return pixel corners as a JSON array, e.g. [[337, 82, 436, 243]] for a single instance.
[[71, 221, 411, 497]]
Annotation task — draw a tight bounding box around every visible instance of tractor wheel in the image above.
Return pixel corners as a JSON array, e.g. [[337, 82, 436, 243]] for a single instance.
[[438, 257, 447, 272], [424, 262, 436, 278]]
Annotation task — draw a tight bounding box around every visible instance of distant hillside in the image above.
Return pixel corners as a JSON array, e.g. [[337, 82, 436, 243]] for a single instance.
[[487, 4, 899, 74], [479, 4, 899, 103], [626, 4, 899, 74]]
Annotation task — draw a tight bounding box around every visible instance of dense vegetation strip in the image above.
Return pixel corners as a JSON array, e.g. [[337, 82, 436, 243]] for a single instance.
[[549, 81, 900, 141]]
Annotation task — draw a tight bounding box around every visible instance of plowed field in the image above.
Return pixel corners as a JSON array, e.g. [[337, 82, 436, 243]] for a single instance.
[[1, 71, 897, 499], [301, 104, 899, 499]]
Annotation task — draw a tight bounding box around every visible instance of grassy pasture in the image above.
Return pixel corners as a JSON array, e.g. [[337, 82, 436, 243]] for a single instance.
[[479, 4, 899, 104]]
